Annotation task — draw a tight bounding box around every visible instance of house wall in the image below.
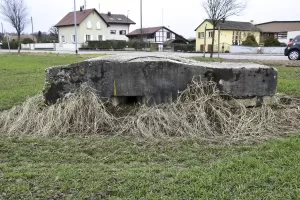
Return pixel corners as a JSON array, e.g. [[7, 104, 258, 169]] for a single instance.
[[107, 24, 130, 41], [195, 21, 260, 52], [154, 28, 176, 44]]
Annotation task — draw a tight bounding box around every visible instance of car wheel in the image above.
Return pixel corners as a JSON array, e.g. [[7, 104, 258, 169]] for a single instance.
[[288, 50, 300, 60]]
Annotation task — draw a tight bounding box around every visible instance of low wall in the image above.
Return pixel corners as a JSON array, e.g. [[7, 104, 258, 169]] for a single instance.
[[230, 46, 285, 54], [21, 43, 82, 51], [55, 43, 82, 51]]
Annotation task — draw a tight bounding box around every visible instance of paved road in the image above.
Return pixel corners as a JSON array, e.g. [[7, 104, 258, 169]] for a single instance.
[[0, 49, 288, 61]]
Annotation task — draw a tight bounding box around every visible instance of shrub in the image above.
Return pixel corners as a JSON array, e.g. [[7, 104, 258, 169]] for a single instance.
[[264, 37, 281, 47], [2, 41, 19, 49], [242, 35, 259, 47], [22, 38, 35, 44]]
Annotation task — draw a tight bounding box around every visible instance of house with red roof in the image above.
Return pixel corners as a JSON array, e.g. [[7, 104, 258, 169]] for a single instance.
[[55, 8, 135, 44]]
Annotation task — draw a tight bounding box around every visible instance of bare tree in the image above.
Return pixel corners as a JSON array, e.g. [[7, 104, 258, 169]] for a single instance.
[[203, 0, 246, 57], [49, 26, 58, 39], [0, 0, 29, 54]]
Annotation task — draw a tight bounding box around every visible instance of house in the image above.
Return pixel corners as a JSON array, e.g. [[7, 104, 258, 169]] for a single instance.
[[194, 19, 261, 52], [55, 8, 135, 44], [126, 26, 188, 49], [255, 21, 300, 44]]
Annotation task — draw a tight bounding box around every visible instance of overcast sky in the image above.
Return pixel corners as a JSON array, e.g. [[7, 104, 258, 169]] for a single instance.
[[1, 0, 299, 38]]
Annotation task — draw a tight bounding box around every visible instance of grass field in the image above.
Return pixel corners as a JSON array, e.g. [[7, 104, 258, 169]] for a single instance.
[[1, 54, 300, 198], [1, 136, 300, 199], [0, 53, 104, 111]]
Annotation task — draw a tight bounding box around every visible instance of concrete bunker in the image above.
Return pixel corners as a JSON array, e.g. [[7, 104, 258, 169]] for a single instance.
[[43, 54, 278, 106]]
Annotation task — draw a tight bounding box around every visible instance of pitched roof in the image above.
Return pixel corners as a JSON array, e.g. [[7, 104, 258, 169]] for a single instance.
[[55, 9, 135, 27], [55, 9, 98, 27], [127, 26, 163, 36], [100, 13, 135, 25], [255, 21, 300, 32], [195, 19, 261, 32]]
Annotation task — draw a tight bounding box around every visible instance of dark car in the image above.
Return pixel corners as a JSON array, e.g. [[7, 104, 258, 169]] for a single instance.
[[285, 35, 300, 60]]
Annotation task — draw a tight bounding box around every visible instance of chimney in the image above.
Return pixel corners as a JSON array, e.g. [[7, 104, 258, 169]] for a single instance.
[[108, 12, 111, 16], [250, 20, 254, 24], [222, 18, 225, 23]]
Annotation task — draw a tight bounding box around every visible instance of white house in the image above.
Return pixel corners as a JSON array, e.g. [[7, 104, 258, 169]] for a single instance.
[[55, 8, 135, 45]]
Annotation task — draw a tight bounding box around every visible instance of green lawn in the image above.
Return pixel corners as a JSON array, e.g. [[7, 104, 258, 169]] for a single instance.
[[1, 136, 300, 199], [1, 54, 300, 198], [0, 53, 104, 111], [277, 67, 300, 97]]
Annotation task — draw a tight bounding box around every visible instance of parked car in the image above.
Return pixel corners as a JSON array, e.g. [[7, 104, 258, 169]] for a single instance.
[[285, 35, 300, 60]]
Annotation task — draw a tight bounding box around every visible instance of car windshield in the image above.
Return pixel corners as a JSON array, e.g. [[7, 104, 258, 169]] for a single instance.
[[293, 36, 300, 42]]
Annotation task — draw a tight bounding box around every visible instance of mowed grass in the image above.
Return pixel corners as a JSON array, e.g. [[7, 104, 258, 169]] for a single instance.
[[277, 67, 300, 97], [0, 53, 104, 111], [1, 55, 300, 198], [1, 136, 300, 199]]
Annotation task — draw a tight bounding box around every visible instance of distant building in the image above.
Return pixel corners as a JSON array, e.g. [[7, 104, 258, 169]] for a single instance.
[[55, 8, 135, 44], [194, 19, 261, 52], [255, 21, 300, 44], [127, 26, 188, 50]]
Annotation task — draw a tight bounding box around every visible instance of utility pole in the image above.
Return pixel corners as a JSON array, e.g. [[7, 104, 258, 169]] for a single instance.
[[127, 10, 130, 35], [74, 0, 78, 54], [31, 17, 34, 41], [140, 0, 143, 46]]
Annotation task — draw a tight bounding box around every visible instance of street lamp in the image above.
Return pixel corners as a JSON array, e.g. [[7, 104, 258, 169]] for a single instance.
[[73, 0, 78, 54]]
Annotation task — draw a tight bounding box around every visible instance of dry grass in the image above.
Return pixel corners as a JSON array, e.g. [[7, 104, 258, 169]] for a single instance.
[[1, 81, 300, 144]]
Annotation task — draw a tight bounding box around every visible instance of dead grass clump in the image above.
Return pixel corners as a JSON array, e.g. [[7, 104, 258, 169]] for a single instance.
[[1, 81, 300, 143], [121, 81, 295, 143], [0, 86, 116, 136]]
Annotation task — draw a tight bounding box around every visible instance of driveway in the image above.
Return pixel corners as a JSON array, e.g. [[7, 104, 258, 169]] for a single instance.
[[0, 49, 288, 61]]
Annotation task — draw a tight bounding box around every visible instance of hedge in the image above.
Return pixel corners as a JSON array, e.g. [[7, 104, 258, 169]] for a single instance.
[[87, 40, 127, 50], [2, 41, 19, 49], [172, 44, 195, 52]]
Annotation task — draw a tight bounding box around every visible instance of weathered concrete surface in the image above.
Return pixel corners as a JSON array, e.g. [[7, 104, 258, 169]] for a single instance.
[[43, 54, 277, 105]]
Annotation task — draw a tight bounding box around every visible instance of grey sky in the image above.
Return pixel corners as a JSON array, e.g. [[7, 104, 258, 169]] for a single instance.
[[1, 0, 300, 38]]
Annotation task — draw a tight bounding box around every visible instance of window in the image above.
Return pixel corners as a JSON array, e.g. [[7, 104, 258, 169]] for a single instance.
[[277, 32, 287, 39], [72, 35, 75, 43], [110, 30, 116, 34], [167, 32, 171, 39], [198, 32, 204, 38], [98, 35, 103, 41], [96, 22, 101, 30], [87, 21, 92, 29], [119, 30, 126, 35], [109, 17, 115, 20], [117, 18, 122, 21], [86, 35, 91, 42], [208, 32, 213, 38], [61, 36, 65, 43]]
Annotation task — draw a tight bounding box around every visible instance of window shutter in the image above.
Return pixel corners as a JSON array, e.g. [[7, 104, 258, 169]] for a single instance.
[[102, 35, 106, 41], [91, 35, 93, 41]]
